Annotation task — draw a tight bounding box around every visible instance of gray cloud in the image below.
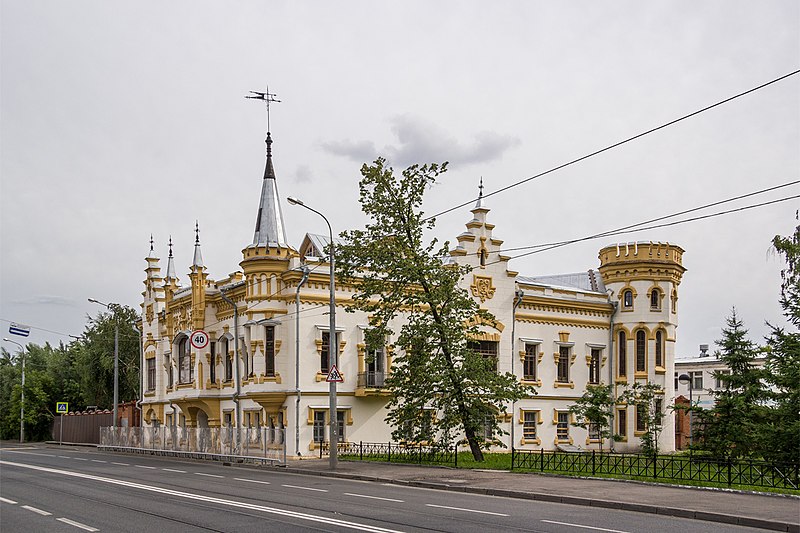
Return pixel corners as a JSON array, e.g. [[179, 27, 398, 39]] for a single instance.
[[13, 296, 78, 307], [321, 115, 520, 168], [293, 164, 314, 184]]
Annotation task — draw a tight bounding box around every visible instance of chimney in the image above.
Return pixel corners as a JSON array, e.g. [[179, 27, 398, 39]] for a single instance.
[[699, 344, 709, 357]]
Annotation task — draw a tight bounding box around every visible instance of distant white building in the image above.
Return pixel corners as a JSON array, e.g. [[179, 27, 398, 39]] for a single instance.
[[139, 126, 687, 456]]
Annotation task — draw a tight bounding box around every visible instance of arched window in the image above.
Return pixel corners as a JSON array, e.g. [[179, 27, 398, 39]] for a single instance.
[[623, 289, 634, 309], [178, 336, 191, 384], [618, 331, 627, 377], [221, 337, 232, 381], [655, 330, 664, 368], [635, 330, 647, 373], [650, 289, 661, 310]]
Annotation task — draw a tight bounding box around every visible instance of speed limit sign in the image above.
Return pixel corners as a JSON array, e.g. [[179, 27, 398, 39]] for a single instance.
[[190, 330, 209, 349]]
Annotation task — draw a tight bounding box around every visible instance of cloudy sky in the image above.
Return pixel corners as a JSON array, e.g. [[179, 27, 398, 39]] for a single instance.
[[1, 1, 798, 358]]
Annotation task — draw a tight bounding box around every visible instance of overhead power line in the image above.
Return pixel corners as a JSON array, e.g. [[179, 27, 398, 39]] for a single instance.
[[426, 69, 800, 222]]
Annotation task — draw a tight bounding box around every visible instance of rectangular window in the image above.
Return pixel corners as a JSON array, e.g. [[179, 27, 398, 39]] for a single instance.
[[617, 408, 627, 438], [469, 340, 498, 372], [655, 331, 664, 368], [618, 332, 627, 378], [635, 404, 646, 433], [589, 348, 601, 384], [557, 346, 570, 383], [146, 358, 156, 391], [241, 337, 252, 378], [523, 344, 538, 380], [588, 423, 600, 441], [313, 411, 326, 443], [674, 372, 679, 389], [167, 354, 174, 388], [635, 330, 646, 373], [480, 414, 494, 440], [223, 412, 232, 427], [321, 332, 338, 374], [715, 370, 730, 389], [223, 339, 232, 382], [179, 339, 191, 384], [336, 411, 345, 443], [523, 411, 537, 440], [209, 342, 216, 384], [556, 412, 569, 440], [692, 370, 703, 390], [365, 347, 385, 387], [264, 326, 275, 377]]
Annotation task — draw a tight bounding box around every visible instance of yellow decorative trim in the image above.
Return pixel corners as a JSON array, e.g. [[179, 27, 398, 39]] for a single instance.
[[558, 331, 570, 343], [470, 275, 496, 302], [655, 366, 666, 375], [553, 381, 575, 389]]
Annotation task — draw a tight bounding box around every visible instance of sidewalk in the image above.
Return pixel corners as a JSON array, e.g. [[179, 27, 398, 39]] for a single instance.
[[280, 458, 800, 532]]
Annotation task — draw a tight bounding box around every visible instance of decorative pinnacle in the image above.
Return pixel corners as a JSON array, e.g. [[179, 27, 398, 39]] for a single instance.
[[168, 236, 173, 258], [150, 234, 154, 252], [195, 221, 200, 245], [246, 85, 281, 132], [479, 177, 484, 199]]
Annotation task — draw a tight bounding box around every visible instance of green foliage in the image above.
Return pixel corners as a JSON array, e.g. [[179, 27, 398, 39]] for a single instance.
[[618, 381, 665, 457], [336, 158, 527, 461], [568, 384, 615, 450], [0, 304, 141, 441], [762, 218, 800, 463], [694, 309, 767, 460]]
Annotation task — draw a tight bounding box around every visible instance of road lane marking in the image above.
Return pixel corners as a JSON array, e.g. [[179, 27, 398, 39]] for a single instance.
[[58, 456, 71, 459], [195, 472, 224, 478], [91, 460, 107, 463], [426, 504, 508, 517], [0, 497, 18, 504], [162, 468, 187, 473], [344, 493, 404, 503], [73, 458, 89, 461], [135, 465, 157, 470], [22, 505, 52, 516], [1, 460, 403, 533], [111, 462, 129, 466], [541, 520, 629, 533], [234, 478, 270, 485], [282, 484, 328, 492], [57, 517, 99, 531], [2, 450, 57, 457]]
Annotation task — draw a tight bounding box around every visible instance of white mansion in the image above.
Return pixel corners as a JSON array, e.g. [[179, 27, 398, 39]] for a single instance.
[[139, 130, 686, 456]]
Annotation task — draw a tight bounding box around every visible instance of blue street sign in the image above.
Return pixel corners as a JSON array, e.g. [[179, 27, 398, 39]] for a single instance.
[[9, 323, 30, 337], [56, 402, 68, 414]]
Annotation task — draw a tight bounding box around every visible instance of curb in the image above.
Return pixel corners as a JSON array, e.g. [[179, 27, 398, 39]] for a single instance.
[[272, 465, 798, 532]]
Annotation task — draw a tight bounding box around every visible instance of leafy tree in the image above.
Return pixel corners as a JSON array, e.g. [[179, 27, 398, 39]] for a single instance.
[[569, 384, 616, 451], [762, 218, 800, 463], [619, 381, 665, 457], [694, 309, 766, 460], [74, 305, 140, 408], [335, 158, 526, 461]]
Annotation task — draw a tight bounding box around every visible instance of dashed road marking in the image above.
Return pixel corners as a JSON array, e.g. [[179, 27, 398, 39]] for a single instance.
[[195, 472, 223, 478], [111, 462, 129, 466], [0, 497, 18, 504], [135, 465, 157, 470], [22, 504, 52, 516], [57, 517, 99, 531], [281, 484, 327, 492], [344, 493, 404, 503], [235, 478, 270, 485], [58, 456, 71, 459], [541, 520, 629, 533], [91, 460, 107, 463], [426, 504, 508, 517], [162, 468, 187, 473], [73, 458, 88, 461]]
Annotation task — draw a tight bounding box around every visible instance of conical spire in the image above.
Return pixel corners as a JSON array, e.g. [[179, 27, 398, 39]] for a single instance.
[[192, 221, 204, 269], [251, 132, 289, 248], [474, 177, 488, 210], [147, 234, 157, 259], [165, 236, 177, 281]]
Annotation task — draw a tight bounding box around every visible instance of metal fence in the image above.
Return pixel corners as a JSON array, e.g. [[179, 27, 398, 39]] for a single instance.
[[99, 426, 286, 465], [511, 449, 799, 490], [332, 441, 459, 466]]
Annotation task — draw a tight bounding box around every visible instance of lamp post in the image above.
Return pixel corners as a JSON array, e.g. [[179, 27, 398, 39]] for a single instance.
[[678, 373, 693, 450], [3, 338, 25, 442], [287, 196, 338, 470], [89, 298, 119, 427]]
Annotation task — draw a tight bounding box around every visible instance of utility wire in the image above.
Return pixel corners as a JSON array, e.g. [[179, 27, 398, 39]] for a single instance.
[[425, 69, 800, 222]]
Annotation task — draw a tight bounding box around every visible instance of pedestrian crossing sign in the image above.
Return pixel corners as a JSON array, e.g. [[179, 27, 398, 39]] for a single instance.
[[325, 365, 344, 383], [56, 402, 68, 414]]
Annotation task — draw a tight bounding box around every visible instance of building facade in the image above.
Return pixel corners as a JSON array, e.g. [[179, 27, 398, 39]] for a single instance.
[[139, 129, 687, 456]]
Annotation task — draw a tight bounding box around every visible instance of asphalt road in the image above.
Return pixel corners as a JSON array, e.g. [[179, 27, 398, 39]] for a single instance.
[[0, 446, 771, 532]]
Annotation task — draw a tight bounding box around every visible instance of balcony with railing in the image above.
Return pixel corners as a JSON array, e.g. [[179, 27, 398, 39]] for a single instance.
[[356, 371, 390, 396]]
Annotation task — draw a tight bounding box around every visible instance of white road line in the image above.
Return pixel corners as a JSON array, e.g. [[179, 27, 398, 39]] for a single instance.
[[234, 478, 270, 485], [344, 493, 404, 503], [22, 504, 52, 516], [425, 504, 508, 517], [111, 462, 129, 466], [0, 497, 18, 504], [91, 460, 107, 463], [135, 465, 157, 470], [281, 484, 328, 492], [162, 468, 187, 473], [73, 458, 89, 461], [3, 450, 57, 457], [541, 520, 630, 533], [195, 472, 224, 478], [57, 517, 99, 532], [1, 460, 403, 533], [58, 456, 71, 459]]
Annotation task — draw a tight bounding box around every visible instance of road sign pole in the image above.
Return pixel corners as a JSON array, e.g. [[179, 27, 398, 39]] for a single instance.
[[60, 413, 63, 445]]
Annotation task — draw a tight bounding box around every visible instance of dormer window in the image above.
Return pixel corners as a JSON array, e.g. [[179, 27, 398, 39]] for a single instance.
[[623, 289, 634, 309]]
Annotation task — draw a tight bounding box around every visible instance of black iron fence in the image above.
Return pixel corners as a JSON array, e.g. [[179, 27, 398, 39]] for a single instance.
[[511, 448, 799, 490], [324, 441, 459, 466]]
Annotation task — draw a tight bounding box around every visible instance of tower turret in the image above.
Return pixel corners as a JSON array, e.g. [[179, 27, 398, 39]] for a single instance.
[[189, 222, 208, 329]]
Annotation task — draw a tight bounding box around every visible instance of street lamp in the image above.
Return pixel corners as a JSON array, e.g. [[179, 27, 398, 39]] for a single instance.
[[678, 373, 693, 450], [287, 196, 338, 470], [3, 338, 25, 442], [88, 298, 120, 428]]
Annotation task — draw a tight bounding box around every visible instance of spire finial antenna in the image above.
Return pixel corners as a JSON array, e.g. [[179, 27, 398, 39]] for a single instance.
[[168, 235, 173, 257], [479, 177, 484, 198], [246, 85, 281, 133], [195, 221, 200, 244], [150, 234, 154, 252]]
